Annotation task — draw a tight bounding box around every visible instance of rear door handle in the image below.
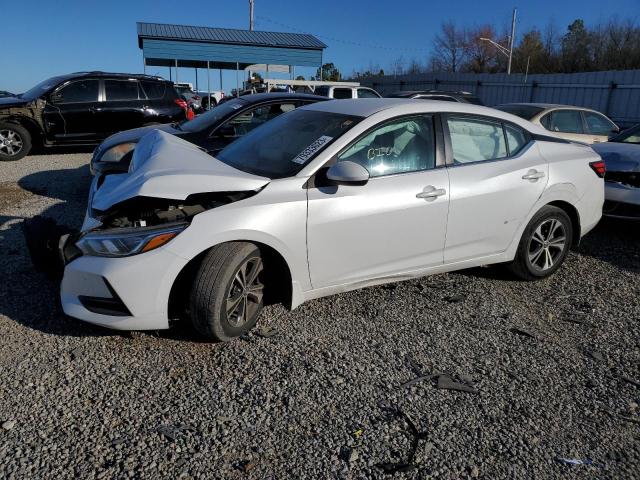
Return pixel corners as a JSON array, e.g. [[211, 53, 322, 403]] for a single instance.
[[522, 169, 545, 181], [416, 186, 446, 200]]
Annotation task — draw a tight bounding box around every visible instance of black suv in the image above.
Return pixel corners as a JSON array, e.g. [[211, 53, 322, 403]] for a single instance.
[[0, 72, 186, 161]]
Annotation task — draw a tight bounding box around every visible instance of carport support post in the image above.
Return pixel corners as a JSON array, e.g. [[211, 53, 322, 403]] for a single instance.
[[236, 62, 239, 97], [207, 61, 211, 110], [175, 59, 179, 84], [143, 55, 146, 74], [219, 69, 223, 95], [195, 68, 198, 92]]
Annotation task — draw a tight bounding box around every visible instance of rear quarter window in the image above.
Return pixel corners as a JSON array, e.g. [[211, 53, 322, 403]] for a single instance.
[[141, 81, 167, 100]]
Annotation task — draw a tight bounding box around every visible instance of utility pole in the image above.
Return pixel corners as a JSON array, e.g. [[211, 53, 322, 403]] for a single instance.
[[507, 8, 517, 75], [249, 0, 254, 31]]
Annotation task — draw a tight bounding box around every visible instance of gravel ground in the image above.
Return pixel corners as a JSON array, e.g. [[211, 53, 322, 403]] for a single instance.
[[0, 152, 639, 479]]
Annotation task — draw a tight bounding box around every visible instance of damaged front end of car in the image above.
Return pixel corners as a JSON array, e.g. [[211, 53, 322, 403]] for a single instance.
[[57, 129, 270, 268]]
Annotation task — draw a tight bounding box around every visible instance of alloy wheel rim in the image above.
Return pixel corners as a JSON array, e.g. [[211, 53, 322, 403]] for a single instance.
[[226, 257, 264, 327], [527, 218, 567, 272], [0, 129, 23, 156]]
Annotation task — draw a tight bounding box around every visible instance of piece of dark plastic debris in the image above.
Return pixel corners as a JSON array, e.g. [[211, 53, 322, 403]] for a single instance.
[[400, 375, 435, 389], [376, 407, 428, 475], [509, 327, 536, 339], [436, 374, 478, 394], [620, 376, 640, 388], [586, 350, 604, 362], [256, 326, 277, 338], [444, 294, 465, 303], [555, 457, 594, 466]]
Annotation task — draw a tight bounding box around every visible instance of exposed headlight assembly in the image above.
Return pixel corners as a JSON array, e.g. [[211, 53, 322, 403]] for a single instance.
[[100, 142, 137, 163], [76, 224, 186, 258]]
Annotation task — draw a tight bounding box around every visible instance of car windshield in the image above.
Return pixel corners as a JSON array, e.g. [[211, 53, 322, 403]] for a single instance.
[[178, 98, 248, 133], [495, 105, 545, 120], [610, 124, 640, 144], [217, 109, 362, 179], [20, 75, 69, 100]]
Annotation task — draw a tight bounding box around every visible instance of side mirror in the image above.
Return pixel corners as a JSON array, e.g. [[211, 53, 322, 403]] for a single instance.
[[326, 161, 370, 185], [611, 127, 621, 135], [50, 93, 62, 103]]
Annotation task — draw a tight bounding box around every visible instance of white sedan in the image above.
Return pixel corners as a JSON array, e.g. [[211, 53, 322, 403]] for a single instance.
[[60, 99, 605, 341]]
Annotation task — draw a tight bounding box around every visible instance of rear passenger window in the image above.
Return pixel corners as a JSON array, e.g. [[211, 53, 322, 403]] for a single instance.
[[357, 88, 379, 99], [333, 88, 353, 99], [547, 110, 584, 134], [105, 80, 140, 101], [55, 80, 99, 103], [140, 81, 166, 99], [505, 124, 528, 156], [447, 117, 507, 164]]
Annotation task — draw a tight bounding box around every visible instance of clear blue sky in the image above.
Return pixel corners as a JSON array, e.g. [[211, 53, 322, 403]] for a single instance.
[[3, 0, 639, 93]]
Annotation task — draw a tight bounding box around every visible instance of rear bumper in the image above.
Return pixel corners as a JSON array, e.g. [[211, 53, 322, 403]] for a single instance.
[[604, 181, 640, 219]]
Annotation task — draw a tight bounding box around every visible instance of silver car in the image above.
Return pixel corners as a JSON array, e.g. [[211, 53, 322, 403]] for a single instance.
[[60, 99, 604, 341]]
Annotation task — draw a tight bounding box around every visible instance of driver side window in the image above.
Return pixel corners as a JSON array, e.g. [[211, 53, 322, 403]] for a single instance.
[[219, 102, 296, 138], [337, 116, 436, 177], [54, 80, 99, 103]]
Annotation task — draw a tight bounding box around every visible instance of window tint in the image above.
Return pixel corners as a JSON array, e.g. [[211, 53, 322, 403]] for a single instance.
[[337, 116, 435, 177], [447, 117, 507, 164], [357, 88, 379, 99], [547, 110, 584, 134], [583, 111, 616, 136], [505, 124, 528, 156], [333, 88, 353, 99], [105, 80, 140, 101], [616, 125, 640, 144], [56, 80, 99, 103], [140, 81, 166, 99], [221, 102, 297, 137]]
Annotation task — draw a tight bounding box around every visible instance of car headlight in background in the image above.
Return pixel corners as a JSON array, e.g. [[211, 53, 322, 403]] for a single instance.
[[100, 142, 137, 163], [75, 224, 186, 258]]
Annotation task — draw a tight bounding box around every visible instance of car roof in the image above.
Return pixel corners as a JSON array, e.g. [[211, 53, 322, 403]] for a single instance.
[[499, 102, 594, 110], [68, 71, 170, 82], [389, 90, 474, 97], [302, 98, 553, 134]]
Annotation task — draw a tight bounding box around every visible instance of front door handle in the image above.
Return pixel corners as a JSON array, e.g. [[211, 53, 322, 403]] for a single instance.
[[522, 169, 545, 181], [416, 186, 446, 200]]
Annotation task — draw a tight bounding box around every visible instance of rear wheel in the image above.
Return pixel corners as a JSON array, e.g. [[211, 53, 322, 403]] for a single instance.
[[189, 242, 265, 341], [0, 123, 31, 161], [507, 206, 572, 280]]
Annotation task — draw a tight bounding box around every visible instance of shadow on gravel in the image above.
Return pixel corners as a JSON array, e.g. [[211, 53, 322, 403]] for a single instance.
[[0, 163, 118, 338], [29, 144, 95, 156], [578, 217, 640, 273]]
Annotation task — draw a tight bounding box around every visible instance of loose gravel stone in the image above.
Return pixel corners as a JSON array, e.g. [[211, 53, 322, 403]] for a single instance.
[[0, 152, 639, 479]]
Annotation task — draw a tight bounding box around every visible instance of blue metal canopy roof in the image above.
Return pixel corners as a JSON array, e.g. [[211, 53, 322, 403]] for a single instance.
[[137, 22, 326, 50]]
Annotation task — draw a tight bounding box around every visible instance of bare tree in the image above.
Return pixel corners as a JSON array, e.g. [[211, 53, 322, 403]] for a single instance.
[[433, 21, 466, 72]]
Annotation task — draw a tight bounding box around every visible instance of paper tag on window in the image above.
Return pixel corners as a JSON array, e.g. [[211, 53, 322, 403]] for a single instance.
[[291, 136, 333, 164]]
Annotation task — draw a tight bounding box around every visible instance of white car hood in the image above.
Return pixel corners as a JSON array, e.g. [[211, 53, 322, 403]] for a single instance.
[[92, 129, 269, 212]]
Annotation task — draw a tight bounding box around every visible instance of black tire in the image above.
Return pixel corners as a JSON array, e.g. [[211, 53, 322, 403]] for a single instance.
[[0, 122, 31, 161], [506, 205, 573, 280], [189, 242, 265, 341]]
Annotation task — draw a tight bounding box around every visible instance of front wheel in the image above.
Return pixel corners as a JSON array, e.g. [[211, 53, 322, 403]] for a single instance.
[[0, 123, 31, 161], [507, 206, 573, 280], [189, 242, 265, 341]]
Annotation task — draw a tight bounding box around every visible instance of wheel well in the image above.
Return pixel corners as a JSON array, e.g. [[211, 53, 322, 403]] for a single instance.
[[547, 200, 581, 246], [2, 116, 42, 146], [167, 241, 293, 320]]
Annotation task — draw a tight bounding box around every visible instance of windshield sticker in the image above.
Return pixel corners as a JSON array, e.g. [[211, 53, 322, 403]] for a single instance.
[[292, 136, 333, 164]]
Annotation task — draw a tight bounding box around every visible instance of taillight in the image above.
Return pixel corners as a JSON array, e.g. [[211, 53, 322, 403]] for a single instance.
[[174, 98, 188, 110], [589, 160, 606, 178]]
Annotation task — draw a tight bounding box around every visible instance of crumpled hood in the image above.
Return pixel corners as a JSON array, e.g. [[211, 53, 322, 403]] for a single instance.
[[592, 142, 640, 172], [92, 130, 269, 212], [94, 123, 179, 159], [0, 96, 29, 108]]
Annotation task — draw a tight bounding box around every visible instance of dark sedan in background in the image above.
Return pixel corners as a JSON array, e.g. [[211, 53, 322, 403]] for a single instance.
[[592, 124, 640, 219], [90, 93, 328, 175], [0, 72, 186, 161]]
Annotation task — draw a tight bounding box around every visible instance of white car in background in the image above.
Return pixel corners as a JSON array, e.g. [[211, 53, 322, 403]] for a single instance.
[[60, 99, 604, 341], [496, 103, 620, 144]]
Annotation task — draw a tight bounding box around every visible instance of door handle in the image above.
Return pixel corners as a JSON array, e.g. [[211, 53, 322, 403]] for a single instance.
[[522, 169, 545, 181], [416, 186, 446, 200]]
